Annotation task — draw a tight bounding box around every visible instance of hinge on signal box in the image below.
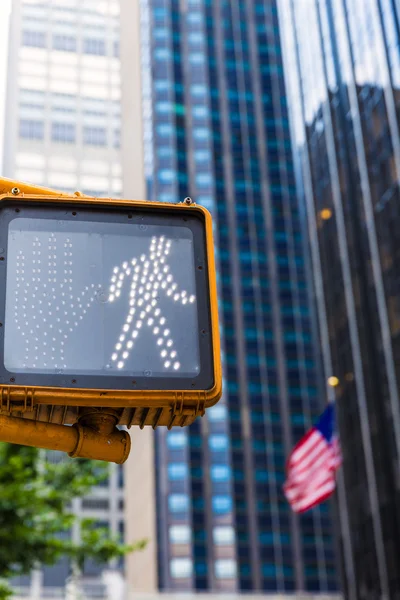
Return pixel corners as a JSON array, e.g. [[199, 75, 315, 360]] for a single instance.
[[0, 388, 35, 414]]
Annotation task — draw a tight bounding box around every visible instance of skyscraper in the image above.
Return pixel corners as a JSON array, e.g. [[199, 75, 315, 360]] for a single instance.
[[122, 0, 339, 594], [2, 0, 125, 592], [280, 0, 400, 597]]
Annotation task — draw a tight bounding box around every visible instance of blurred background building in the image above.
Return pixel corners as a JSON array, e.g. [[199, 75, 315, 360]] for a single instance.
[[2, 0, 125, 593], [122, 0, 339, 595], [280, 0, 400, 598], [3, 0, 122, 198]]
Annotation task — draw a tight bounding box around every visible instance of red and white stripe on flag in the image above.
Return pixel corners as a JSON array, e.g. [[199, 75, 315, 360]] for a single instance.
[[283, 427, 342, 514]]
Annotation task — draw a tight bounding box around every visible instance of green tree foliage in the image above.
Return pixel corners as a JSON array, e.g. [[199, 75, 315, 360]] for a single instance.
[[0, 443, 147, 598]]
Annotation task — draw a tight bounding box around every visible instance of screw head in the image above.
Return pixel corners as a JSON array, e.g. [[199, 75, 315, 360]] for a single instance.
[[11, 187, 20, 195], [184, 197, 193, 205]]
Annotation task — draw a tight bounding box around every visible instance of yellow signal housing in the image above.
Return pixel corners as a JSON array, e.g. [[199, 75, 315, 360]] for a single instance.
[[0, 177, 222, 462]]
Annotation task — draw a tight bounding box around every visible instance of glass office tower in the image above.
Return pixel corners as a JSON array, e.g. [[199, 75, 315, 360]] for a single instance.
[[280, 0, 400, 597], [130, 0, 339, 593]]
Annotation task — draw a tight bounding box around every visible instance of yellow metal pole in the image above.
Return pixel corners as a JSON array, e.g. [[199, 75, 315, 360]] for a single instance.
[[0, 414, 131, 464]]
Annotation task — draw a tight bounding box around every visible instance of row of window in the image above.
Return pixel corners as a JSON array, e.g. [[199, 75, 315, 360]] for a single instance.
[[170, 558, 236, 579], [168, 494, 232, 514], [19, 120, 120, 147], [169, 525, 235, 545], [168, 463, 231, 482], [167, 431, 230, 451], [22, 31, 119, 57]]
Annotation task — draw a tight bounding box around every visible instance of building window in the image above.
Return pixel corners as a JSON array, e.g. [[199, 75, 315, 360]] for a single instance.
[[83, 126, 107, 146], [114, 129, 120, 149], [168, 494, 189, 513], [168, 463, 188, 480], [83, 38, 106, 56], [19, 119, 44, 140], [118, 464, 124, 488], [170, 558, 193, 579], [22, 30, 46, 48], [215, 559, 237, 579], [211, 465, 231, 481], [167, 432, 187, 448], [212, 495, 232, 514], [52, 122, 76, 143], [169, 525, 191, 544], [207, 404, 227, 422], [213, 526, 235, 546], [81, 498, 109, 510], [209, 434, 228, 451], [53, 35, 77, 52]]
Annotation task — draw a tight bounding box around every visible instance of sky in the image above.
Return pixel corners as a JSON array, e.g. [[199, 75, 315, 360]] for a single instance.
[[0, 0, 11, 170]]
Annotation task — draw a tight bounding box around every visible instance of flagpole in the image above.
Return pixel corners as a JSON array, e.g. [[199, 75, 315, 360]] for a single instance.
[[326, 375, 357, 600]]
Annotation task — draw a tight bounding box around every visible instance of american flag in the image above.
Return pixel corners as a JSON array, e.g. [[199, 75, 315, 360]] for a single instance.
[[283, 404, 342, 513]]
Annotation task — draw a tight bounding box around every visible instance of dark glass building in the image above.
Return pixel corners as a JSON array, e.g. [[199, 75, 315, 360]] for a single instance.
[[130, 0, 340, 594], [281, 0, 400, 597]]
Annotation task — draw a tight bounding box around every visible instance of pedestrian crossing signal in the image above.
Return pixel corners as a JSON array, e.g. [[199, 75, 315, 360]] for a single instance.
[[0, 185, 221, 430]]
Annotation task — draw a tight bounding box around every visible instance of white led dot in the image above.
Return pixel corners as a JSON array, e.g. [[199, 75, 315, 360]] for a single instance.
[[161, 349, 167, 358], [164, 361, 171, 368], [148, 318, 154, 326], [109, 294, 115, 302], [153, 327, 159, 334], [173, 362, 180, 370], [119, 335, 125, 342], [171, 351, 177, 358], [167, 340, 173, 347], [117, 361, 124, 369], [122, 351, 129, 359], [164, 329, 170, 336], [160, 318, 166, 325], [157, 338, 163, 346], [127, 341, 133, 349], [132, 330, 138, 338], [174, 294, 180, 301], [189, 295, 195, 303], [137, 320, 142, 328], [116, 343, 122, 350]]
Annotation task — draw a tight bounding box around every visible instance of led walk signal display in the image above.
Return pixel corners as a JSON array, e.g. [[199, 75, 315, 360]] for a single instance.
[[0, 194, 221, 417], [6, 221, 199, 378]]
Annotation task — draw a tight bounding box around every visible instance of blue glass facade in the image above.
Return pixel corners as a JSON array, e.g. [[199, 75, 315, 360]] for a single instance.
[[141, 0, 339, 593], [281, 0, 400, 597]]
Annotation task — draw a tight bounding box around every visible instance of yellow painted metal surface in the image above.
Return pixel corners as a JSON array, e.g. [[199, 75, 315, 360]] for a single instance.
[[0, 177, 222, 431], [0, 412, 130, 463]]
